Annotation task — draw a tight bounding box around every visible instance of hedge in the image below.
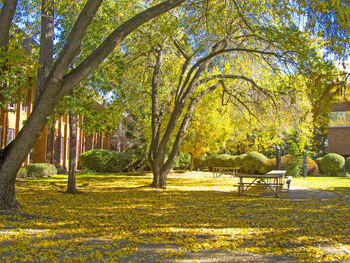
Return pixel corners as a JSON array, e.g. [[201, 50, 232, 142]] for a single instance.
[[17, 163, 57, 178], [240, 152, 269, 174], [79, 149, 139, 173], [173, 153, 191, 170], [267, 154, 319, 177], [205, 154, 236, 169], [318, 153, 345, 176], [346, 157, 350, 173]]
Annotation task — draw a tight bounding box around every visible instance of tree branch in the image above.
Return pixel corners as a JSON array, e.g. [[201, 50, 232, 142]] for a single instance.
[[198, 73, 279, 115], [59, 0, 186, 99], [52, 0, 103, 82], [163, 81, 222, 173]]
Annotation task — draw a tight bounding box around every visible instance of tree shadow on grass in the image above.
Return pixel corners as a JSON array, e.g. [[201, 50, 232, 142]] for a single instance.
[[5, 180, 350, 262]]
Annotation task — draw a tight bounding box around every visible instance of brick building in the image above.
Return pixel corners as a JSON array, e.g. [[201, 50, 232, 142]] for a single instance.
[[0, 88, 111, 168], [328, 102, 350, 156]]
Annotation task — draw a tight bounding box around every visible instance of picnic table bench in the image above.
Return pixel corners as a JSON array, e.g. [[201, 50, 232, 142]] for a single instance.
[[212, 167, 240, 177], [234, 170, 287, 198]]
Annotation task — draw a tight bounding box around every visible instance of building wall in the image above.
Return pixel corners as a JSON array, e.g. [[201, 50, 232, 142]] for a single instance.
[[328, 102, 350, 156], [0, 89, 111, 169]]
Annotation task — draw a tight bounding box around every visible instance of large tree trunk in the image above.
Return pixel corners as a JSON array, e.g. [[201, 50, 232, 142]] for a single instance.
[[0, 0, 186, 209], [150, 162, 170, 189], [67, 111, 77, 194]]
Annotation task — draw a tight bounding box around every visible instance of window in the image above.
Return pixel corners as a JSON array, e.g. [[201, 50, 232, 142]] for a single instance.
[[46, 135, 50, 161], [329, 112, 349, 127], [8, 129, 15, 143], [21, 102, 27, 113], [60, 137, 64, 161], [9, 103, 16, 110], [66, 138, 69, 160]]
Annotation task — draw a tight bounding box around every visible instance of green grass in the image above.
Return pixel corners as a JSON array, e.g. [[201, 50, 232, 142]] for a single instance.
[[292, 176, 350, 196]]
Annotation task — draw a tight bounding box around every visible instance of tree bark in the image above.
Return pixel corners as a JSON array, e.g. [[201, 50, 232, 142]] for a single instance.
[[48, 124, 55, 164], [67, 110, 77, 194], [0, 0, 186, 209], [34, 0, 54, 106], [189, 154, 194, 171], [0, 0, 18, 49]]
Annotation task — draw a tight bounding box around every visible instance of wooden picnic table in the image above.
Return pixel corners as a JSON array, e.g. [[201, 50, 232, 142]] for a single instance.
[[212, 166, 240, 177], [235, 170, 287, 197]]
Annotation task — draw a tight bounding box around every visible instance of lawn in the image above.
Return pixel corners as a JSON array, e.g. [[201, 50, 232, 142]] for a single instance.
[[1, 172, 350, 262]]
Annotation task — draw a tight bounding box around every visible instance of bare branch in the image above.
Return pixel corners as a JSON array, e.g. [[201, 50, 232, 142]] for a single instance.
[[199, 73, 279, 113], [173, 38, 190, 60]]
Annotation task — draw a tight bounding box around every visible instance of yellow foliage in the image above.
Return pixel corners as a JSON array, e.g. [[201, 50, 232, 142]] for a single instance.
[[0, 173, 349, 262]]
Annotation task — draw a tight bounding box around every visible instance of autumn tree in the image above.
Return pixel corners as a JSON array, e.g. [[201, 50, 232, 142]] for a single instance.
[[120, 0, 326, 188], [181, 89, 233, 170], [294, 0, 350, 58], [0, 0, 186, 209]]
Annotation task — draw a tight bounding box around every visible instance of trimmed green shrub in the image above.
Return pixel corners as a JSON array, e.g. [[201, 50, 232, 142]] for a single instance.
[[54, 162, 67, 174], [234, 154, 247, 168], [285, 143, 302, 177], [205, 154, 236, 169], [79, 149, 139, 173], [17, 163, 57, 178], [346, 157, 350, 173], [306, 158, 319, 177], [265, 158, 276, 172], [318, 153, 345, 176], [193, 156, 207, 170], [268, 154, 319, 177], [315, 157, 322, 174], [240, 152, 269, 174], [173, 153, 191, 170]]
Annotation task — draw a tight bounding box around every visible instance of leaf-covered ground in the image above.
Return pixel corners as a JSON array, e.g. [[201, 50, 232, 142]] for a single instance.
[[1, 172, 350, 262]]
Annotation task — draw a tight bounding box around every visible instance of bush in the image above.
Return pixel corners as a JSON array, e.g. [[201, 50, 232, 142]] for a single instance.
[[193, 156, 207, 170], [173, 153, 191, 170], [318, 153, 345, 176], [285, 143, 302, 177], [17, 163, 57, 178], [54, 161, 67, 174], [234, 154, 247, 168], [306, 158, 319, 177], [268, 154, 319, 177], [205, 154, 236, 170], [346, 157, 350, 173], [315, 158, 322, 173], [79, 149, 139, 173], [240, 152, 269, 174]]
